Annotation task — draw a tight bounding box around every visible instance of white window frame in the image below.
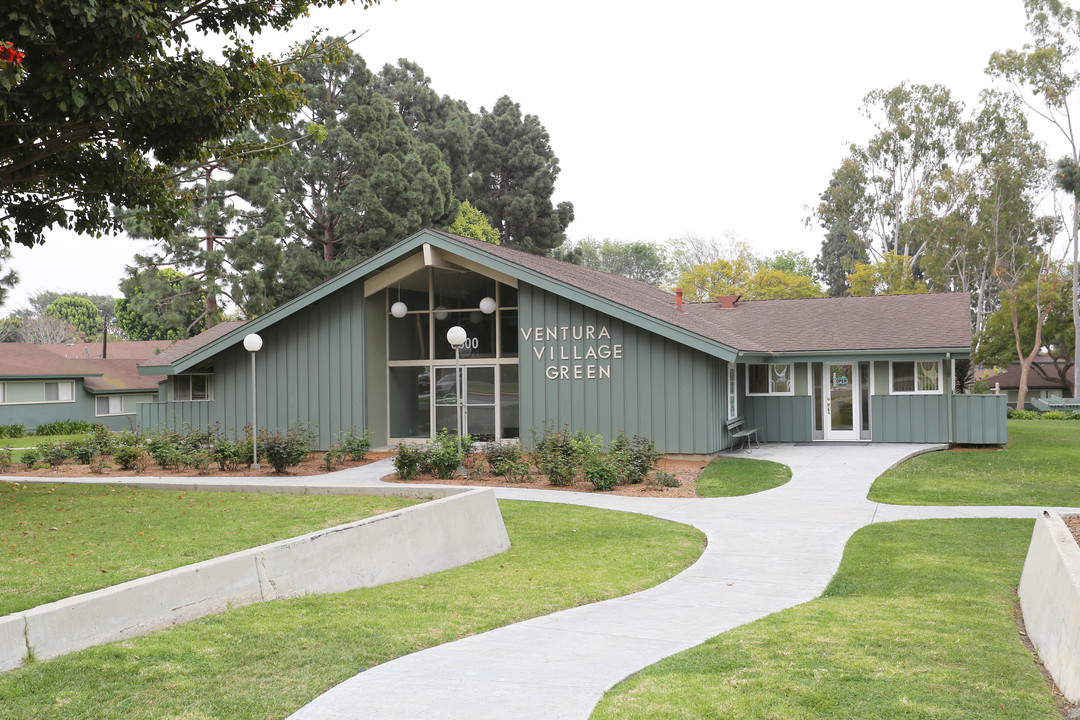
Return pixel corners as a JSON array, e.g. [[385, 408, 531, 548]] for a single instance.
[[890, 360, 942, 395], [95, 395, 127, 417], [727, 364, 738, 418], [745, 363, 794, 396], [0, 380, 75, 404], [172, 374, 213, 402]]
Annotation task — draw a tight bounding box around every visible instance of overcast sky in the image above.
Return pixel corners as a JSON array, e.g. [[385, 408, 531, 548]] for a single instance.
[[3, 0, 1039, 313]]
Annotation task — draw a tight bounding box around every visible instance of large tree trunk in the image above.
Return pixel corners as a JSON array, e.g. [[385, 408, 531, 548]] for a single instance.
[[1013, 294, 1053, 410]]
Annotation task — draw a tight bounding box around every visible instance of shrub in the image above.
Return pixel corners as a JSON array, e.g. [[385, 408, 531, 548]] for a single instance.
[[259, 424, 315, 473], [570, 430, 605, 467], [428, 429, 472, 479], [486, 442, 524, 476], [67, 438, 99, 465], [504, 458, 532, 483], [531, 424, 577, 487], [1007, 408, 1040, 420], [323, 446, 343, 472], [648, 470, 681, 488], [393, 442, 429, 480], [583, 455, 618, 491], [1041, 410, 1067, 420], [339, 427, 373, 461], [33, 419, 93, 436], [89, 456, 108, 474], [0, 447, 12, 472], [21, 447, 40, 468], [114, 445, 145, 471], [38, 440, 68, 467], [90, 424, 115, 455], [211, 437, 248, 470], [0, 423, 25, 439], [185, 449, 214, 475], [612, 433, 663, 485]]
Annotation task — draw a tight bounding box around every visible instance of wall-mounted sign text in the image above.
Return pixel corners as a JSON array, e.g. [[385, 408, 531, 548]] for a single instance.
[[520, 324, 622, 380]]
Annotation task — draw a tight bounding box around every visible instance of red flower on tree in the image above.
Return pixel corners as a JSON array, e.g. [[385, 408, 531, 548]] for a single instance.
[[1, 42, 26, 64]]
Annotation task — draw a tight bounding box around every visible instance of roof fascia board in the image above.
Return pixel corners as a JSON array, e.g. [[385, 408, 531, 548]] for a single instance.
[[736, 347, 972, 363], [0, 373, 103, 380]]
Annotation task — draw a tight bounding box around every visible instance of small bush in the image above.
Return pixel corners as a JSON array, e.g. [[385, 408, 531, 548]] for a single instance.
[[33, 419, 93, 436], [1041, 410, 1067, 420], [648, 470, 681, 488], [393, 442, 430, 480], [612, 433, 663, 485], [0, 423, 25, 439], [89, 456, 109, 474], [1007, 408, 1040, 420], [114, 445, 145, 471], [504, 458, 532, 483], [323, 446, 343, 472], [259, 424, 315, 473], [185, 449, 214, 475], [21, 447, 39, 469], [583, 456, 618, 491], [0, 447, 13, 472], [485, 441, 524, 476], [570, 430, 605, 467], [428, 429, 472, 479], [90, 424, 115, 455], [532, 424, 577, 487], [339, 428, 373, 461], [38, 441, 68, 467], [211, 437, 248, 470], [67, 438, 98, 465]]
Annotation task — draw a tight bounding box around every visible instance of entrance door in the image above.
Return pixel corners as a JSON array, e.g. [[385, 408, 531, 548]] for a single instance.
[[433, 365, 497, 440], [825, 363, 859, 441]]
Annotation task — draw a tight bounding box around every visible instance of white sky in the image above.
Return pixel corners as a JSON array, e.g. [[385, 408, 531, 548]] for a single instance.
[[3, 0, 1038, 313]]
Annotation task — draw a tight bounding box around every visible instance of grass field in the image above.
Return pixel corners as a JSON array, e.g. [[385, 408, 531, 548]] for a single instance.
[[0, 482, 417, 614], [0, 500, 705, 719], [869, 420, 1080, 506], [695, 456, 791, 497], [593, 519, 1058, 720]]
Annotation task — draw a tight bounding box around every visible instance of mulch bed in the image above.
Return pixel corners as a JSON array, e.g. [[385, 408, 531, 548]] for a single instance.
[[1064, 515, 1080, 551]]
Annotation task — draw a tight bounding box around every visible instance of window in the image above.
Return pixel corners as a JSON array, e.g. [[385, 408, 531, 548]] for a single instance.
[[746, 363, 793, 396], [891, 361, 941, 394], [0, 380, 74, 404], [96, 395, 124, 416], [173, 374, 212, 401], [727, 365, 738, 419]]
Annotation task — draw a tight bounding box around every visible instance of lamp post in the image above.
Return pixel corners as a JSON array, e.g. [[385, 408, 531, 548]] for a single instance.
[[446, 325, 467, 459], [243, 333, 263, 469]]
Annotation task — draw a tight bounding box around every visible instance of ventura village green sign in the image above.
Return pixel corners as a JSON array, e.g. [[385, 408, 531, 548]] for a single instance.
[[520, 324, 623, 380]]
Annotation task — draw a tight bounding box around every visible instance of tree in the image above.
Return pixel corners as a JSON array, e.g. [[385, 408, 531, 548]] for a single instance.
[[0, 315, 23, 342], [847, 253, 930, 296], [556, 237, 672, 287], [814, 223, 868, 296], [1, 1, 378, 248], [0, 246, 17, 306], [19, 314, 79, 344], [468, 96, 574, 254], [246, 48, 456, 300], [115, 268, 207, 341], [989, 0, 1080, 396], [677, 257, 755, 303], [762, 250, 815, 277], [741, 268, 825, 300], [43, 296, 103, 340], [445, 201, 500, 245]]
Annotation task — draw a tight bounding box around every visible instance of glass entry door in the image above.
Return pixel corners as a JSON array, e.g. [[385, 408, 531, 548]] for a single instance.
[[825, 363, 859, 441], [434, 365, 497, 441]]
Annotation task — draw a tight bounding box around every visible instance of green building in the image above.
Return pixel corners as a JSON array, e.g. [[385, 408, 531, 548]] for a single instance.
[[136, 229, 1006, 453]]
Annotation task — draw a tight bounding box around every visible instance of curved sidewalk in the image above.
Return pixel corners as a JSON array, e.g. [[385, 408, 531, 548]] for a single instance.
[[287, 444, 1076, 720]]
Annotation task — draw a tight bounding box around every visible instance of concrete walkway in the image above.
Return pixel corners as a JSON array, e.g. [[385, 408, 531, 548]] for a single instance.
[[11, 444, 1075, 719], [280, 444, 1077, 720]]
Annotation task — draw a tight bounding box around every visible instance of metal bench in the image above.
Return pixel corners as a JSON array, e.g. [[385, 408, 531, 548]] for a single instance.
[[726, 416, 760, 452]]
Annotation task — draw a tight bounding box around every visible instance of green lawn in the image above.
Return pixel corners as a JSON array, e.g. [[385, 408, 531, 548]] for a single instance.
[[0, 483, 418, 614], [593, 519, 1058, 720], [869, 420, 1080, 506], [0, 501, 705, 719], [696, 456, 791, 497]]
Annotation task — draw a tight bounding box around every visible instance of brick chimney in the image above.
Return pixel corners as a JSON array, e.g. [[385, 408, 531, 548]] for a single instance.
[[674, 288, 683, 312], [715, 294, 741, 309]]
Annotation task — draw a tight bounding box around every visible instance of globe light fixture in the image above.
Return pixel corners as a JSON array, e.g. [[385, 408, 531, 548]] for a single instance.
[[434, 305, 449, 321], [446, 325, 468, 461], [390, 301, 408, 318], [479, 296, 496, 315]]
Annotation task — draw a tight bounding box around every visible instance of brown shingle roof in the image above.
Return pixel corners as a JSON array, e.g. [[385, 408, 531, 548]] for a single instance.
[[682, 293, 973, 353], [0, 345, 164, 391], [38, 340, 173, 360], [983, 359, 1074, 392], [137, 321, 247, 369], [435, 232, 971, 353]]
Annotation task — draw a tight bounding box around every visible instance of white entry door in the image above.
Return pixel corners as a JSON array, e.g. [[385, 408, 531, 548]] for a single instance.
[[825, 363, 860, 441]]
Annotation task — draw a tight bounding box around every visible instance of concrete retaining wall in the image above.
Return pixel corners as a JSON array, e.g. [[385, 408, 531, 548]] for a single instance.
[[1018, 511, 1080, 703], [0, 487, 509, 672]]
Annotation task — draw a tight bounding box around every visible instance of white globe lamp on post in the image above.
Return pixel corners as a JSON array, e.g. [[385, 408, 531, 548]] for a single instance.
[[479, 296, 496, 315], [446, 325, 467, 460], [390, 301, 408, 319], [243, 333, 263, 469]]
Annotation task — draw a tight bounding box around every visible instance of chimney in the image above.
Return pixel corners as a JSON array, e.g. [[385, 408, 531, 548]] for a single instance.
[[675, 288, 684, 312], [715, 294, 741, 309]]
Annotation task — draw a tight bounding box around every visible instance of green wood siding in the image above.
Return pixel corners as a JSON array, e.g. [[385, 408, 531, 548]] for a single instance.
[[743, 396, 813, 442], [872, 395, 948, 442], [519, 284, 722, 454], [953, 394, 1007, 444], [0, 381, 155, 432], [137, 285, 368, 449]]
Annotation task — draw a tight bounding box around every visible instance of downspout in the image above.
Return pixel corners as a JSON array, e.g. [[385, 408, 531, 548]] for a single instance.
[[946, 352, 954, 445]]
